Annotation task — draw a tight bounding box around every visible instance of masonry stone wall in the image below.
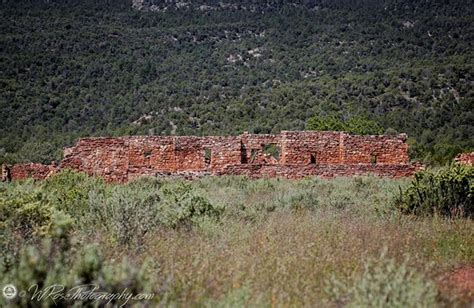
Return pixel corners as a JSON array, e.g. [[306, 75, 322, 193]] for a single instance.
[[4, 131, 422, 183], [455, 152, 474, 166], [5, 163, 57, 181]]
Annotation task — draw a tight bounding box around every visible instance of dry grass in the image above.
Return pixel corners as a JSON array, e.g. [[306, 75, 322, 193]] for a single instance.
[[2, 174, 473, 306], [91, 176, 473, 306]]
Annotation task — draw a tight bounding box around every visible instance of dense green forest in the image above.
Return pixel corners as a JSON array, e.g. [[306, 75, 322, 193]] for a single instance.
[[0, 0, 473, 165]]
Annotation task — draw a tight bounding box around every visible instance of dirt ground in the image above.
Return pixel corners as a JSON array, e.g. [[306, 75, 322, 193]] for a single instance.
[[438, 266, 474, 305]]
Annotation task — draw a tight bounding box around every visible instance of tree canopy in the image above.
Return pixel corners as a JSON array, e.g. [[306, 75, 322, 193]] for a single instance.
[[0, 0, 472, 165]]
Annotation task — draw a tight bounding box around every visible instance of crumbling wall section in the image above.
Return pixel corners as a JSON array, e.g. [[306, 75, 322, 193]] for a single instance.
[[127, 136, 176, 176], [280, 131, 342, 165], [200, 136, 243, 170], [61, 138, 129, 183], [218, 163, 422, 179], [455, 152, 474, 166], [241, 133, 280, 164], [342, 134, 409, 165], [12, 131, 421, 182], [8, 163, 57, 181]]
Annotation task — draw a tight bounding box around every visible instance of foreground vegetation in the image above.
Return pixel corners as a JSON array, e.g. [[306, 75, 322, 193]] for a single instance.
[[1, 166, 473, 306], [1, 0, 473, 165]]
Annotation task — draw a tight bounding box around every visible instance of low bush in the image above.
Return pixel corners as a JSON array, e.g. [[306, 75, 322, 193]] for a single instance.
[[42, 169, 106, 220], [158, 182, 223, 229], [393, 165, 473, 218], [86, 180, 221, 244], [326, 252, 437, 307], [87, 183, 162, 246], [0, 182, 53, 239], [0, 213, 156, 307]]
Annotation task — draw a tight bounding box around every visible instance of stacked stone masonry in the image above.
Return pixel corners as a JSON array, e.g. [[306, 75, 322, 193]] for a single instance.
[[455, 152, 474, 166], [2, 131, 423, 183], [2, 163, 57, 182]]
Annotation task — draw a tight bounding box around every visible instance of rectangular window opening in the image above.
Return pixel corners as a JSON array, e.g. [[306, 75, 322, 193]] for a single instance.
[[241, 146, 248, 164], [370, 154, 378, 165], [204, 148, 212, 165], [310, 153, 317, 164], [250, 149, 258, 163], [262, 143, 281, 161]]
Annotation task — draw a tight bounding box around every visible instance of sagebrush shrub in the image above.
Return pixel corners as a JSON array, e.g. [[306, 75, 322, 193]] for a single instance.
[[279, 190, 320, 212], [394, 165, 473, 218], [0, 213, 155, 307], [159, 182, 223, 228], [0, 185, 53, 238], [326, 253, 437, 307], [87, 184, 161, 245], [86, 180, 221, 244], [42, 169, 106, 220]]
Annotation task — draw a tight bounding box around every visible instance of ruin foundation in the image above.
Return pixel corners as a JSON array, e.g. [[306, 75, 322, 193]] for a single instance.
[[3, 131, 423, 183]]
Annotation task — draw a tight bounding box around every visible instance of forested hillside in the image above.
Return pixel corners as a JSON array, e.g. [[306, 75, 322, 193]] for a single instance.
[[0, 0, 472, 165]]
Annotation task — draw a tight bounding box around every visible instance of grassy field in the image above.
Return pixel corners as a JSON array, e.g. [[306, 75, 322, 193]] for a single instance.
[[1, 171, 473, 307]]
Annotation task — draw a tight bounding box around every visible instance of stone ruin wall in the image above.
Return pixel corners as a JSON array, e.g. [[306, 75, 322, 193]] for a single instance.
[[455, 152, 474, 166], [2, 162, 57, 182], [2, 131, 423, 183]]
